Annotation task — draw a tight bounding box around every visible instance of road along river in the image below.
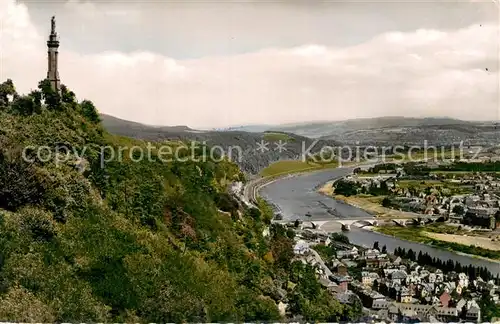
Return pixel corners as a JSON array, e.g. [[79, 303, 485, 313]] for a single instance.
[[259, 167, 500, 276]]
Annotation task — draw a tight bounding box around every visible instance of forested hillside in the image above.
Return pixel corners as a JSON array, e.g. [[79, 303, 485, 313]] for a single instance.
[[0, 79, 354, 322]]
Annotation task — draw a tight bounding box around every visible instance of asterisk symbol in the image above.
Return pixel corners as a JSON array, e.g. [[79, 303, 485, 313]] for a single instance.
[[256, 140, 269, 153], [275, 140, 287, 153]]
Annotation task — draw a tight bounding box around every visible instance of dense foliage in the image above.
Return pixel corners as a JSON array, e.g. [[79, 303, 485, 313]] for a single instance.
[[334, 178, 390, 197], [440, 161, 500, 172], [333, 179, 358, 196], [0, 79, 349, 322], [331, 232, 350, 244], [384, 161, 500, 177], [479, 291, 500, 321]]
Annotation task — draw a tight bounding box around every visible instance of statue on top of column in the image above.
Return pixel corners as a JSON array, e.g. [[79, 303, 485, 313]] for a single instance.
[[51, 16, 56, 34]]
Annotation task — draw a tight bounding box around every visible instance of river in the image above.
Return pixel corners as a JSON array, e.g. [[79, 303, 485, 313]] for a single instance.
[[259, 167, 500, 275], [260, 167, 372, 221]]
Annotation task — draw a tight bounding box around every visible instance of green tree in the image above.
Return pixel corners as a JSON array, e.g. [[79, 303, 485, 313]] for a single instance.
[[382, 197, 391, 208], [287, 263, 343, 321], [60, 84, 76, 104], [0, 155, 44, 211], [0, 286, 55, 322], [342, 295, 362, 321], [334, 180, 358, 197], [10, 95, 36, 116], [0, 79, 16, 107], [247, 207, 261, 220], [29, 90, 42, 113], [452, 204, 464, 215], [80, 100, 101, 123], [270, 228, 294, 270], [331, 233, 350, 244], [479, 291, 500, 321], [38, 79, 61, 110], [236, 292, 281, 321]]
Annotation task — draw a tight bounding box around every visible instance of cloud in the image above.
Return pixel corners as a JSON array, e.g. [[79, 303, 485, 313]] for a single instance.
[[0, 0, 498, 128]]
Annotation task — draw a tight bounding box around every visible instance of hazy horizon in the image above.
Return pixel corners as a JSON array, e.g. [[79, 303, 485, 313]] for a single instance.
[[1, 0, 499, 128], [103, 113, 496, 131]]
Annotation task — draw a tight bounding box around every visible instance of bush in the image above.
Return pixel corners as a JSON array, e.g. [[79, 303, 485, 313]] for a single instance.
[[0, 286, 55, 322], [334, 180, 358, 196], [10, 95, 37, 116], [18, 207, 57, 241], [0, 155, 44, 212], [382, 197, 391, 207], [452, 204, 464, 215], [215, 192, 239, 215], [331, 233, 350, 244], [247, 207, 261, 220]]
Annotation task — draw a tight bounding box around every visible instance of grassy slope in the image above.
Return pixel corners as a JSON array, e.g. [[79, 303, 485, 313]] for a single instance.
[[263, 132, 293, 142], [260, 160, 339, 177], [396, 179, 473, 194]]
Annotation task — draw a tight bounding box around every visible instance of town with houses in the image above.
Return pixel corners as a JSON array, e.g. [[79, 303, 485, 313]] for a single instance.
[[288, 224, 497, 323], [339, 159, 500, 231]]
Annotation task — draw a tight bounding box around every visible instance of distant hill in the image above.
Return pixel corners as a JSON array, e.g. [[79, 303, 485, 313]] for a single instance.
[[101, 114, 192, 134], [270, 117, 498, 146], [213, 124, 276, 133], [270, 117, 473, 138], [100, 114, 341, 175]]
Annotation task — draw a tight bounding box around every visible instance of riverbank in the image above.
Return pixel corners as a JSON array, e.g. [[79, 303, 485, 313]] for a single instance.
[[425, 232, 500, 251], [374, 226, 500, 262], [318, 182, 420, 219]]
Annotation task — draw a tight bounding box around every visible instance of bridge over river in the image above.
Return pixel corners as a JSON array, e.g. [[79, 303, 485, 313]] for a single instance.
[[335, 216, 441, 229]]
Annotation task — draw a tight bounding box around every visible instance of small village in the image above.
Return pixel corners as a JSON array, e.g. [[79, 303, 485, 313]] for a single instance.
[[335, 160, 500, 231], [287, 222, 499, 323]]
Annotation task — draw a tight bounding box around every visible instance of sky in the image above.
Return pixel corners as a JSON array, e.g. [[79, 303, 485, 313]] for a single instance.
[[0, 0, 499, 128]]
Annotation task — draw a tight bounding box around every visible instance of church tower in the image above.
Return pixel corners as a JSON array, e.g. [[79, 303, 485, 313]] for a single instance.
[[47, 16, 60, 92]]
